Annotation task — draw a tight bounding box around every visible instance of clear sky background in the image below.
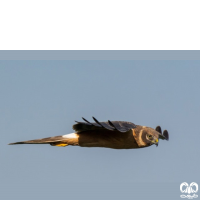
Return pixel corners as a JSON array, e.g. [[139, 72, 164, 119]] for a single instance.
[[0, 60, 200, 200]]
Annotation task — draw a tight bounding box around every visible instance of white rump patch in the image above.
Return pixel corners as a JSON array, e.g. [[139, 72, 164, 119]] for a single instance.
[[62, 133, 78, 139]]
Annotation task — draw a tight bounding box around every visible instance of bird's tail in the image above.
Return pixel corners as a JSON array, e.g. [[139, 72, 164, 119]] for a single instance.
[[8, 135, 69, 147]]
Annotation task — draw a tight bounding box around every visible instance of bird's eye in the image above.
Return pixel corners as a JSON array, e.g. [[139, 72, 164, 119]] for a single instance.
[[148, 135, 153, 139]]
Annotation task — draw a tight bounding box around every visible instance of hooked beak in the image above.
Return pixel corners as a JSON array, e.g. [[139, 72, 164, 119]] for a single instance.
[[155, 142, 158, 147], [152, 138, 159, 147]]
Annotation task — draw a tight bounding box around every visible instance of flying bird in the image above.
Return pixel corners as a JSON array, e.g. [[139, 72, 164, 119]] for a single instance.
[[9, 117, 169, 149]]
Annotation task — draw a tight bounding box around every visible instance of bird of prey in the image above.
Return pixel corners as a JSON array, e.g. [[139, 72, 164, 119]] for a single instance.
[[9, 117, 169, 149]]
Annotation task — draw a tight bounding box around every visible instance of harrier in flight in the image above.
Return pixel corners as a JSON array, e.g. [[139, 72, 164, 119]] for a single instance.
[[9, 117, 169, 149]]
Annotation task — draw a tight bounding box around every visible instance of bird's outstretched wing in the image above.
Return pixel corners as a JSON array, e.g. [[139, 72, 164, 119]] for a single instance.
[[155, 126, 169, 140], [73, 117, 137, 133]]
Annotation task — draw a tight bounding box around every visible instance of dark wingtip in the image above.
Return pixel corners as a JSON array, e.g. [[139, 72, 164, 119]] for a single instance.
[[92, 116, 97, 121], [163, 130, 169, 141], [92, 117, 103, 127], [92, 116, 99, 123], [82, 117, 90, 123], [108, 120, 117, 130], [92, 116, 99, 122], [108, 120, 113, 126], [155, 126, 162, 134], [82, 117, 94, 125]]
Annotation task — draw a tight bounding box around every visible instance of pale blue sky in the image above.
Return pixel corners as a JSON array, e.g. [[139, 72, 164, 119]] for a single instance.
[[0, 60, 200, 200]]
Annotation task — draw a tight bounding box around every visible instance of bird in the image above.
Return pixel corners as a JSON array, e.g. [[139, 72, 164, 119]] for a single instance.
[[9, 117, 169, 149]]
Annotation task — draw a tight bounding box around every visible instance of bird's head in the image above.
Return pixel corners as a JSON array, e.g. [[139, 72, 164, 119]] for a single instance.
[[146, 131, 159, 146], [133, 125, 168, 147], [142, 127, 160, 146]]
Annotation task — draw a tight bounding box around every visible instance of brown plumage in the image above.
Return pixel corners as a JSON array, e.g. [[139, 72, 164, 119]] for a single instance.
[[9, 117, 169, 149]]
